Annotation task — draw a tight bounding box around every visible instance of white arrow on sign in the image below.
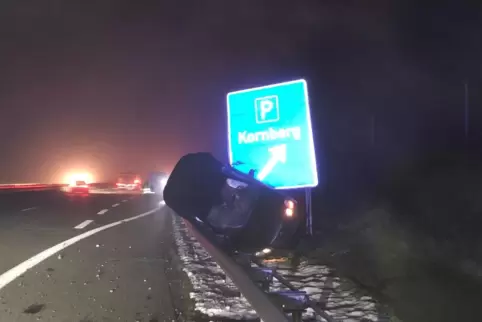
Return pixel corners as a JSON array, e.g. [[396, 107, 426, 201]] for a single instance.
[[256, 144, 287, 181]]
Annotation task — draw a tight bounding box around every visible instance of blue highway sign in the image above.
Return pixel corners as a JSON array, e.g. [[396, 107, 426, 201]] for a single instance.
[[227, 79, 318, 189]]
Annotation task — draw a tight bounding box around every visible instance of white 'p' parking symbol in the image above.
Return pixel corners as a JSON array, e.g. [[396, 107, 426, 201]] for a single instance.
[[255, 95, 279, 124]]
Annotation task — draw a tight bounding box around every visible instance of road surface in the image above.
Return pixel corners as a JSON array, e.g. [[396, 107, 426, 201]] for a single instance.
[[0, 190, 193, 322]]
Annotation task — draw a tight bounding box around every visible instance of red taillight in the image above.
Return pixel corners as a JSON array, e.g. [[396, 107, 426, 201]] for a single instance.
[[284, 200, 295, 209], [284, 199, 295, 218], [285, 208, 294, 217]]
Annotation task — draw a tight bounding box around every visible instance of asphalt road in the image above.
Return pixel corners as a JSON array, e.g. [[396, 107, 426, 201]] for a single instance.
[[0, 190, 193, 322]]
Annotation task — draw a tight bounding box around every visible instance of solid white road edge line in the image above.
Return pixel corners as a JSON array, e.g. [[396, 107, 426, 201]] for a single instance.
[[112, 203, 120, 207], [21, 207, 37, 212], [74, 220, 94, 229], [0, 207, 161, 291], [97, 209, 109, 215]]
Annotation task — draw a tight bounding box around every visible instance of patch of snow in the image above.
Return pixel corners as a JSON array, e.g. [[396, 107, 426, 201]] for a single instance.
[[172, 214, 384, 321]]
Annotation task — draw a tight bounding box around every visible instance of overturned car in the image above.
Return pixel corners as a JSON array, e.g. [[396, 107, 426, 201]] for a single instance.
[[163, 152, 302, 254]]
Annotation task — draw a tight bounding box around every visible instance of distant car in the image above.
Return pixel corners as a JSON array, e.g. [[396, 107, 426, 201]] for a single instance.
[[70, 180, 89, 195], [116, 173, 141, 190]]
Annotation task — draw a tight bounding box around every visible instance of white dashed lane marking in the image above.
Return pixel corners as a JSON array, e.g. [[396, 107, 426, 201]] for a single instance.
[[0, 207, 160, 291], [21, 207, 37, 212], [74, 220, 94, 230], [97, 209, 109, 215], [112, 203, 120, 208]]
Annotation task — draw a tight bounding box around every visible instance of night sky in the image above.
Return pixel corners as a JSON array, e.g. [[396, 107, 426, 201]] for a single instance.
[[0, 1, 481, 184]]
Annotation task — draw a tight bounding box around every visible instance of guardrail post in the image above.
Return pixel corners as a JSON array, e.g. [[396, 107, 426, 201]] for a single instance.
[[268, 291, 309, 322], [248, 267, 275, 292], [233, 253, 252, 268]]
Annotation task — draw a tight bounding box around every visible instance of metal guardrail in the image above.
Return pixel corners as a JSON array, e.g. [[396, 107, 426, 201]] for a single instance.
[[184, 219, 291, 322], [0, 184, 67, 191], [183, 217, 336, 322]]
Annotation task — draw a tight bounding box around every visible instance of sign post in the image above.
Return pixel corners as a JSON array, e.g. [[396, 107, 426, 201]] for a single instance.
[[305, 189, 313, 235], [226, 79, 318, 234]]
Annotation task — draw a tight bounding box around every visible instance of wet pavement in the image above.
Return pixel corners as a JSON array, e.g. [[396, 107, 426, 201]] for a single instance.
[[0, 191, 193, 322], [0, 189, 385, 322]]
